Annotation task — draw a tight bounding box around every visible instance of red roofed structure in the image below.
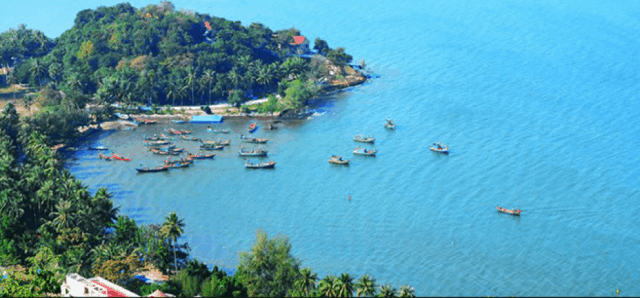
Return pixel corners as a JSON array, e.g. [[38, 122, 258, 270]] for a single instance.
[[61, 274, 142, 297], [204, 21, 211, 31], [291, 35, 306, 45]]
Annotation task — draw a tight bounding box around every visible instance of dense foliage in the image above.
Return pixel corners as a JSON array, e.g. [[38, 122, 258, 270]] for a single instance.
[[2, 1, 359, 111]]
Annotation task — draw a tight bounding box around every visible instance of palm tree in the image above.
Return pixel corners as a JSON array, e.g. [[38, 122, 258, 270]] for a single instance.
[[295, 268, 318, 296], [337, 273, 354, 297], [377, 285, 396, 297], [50, 201, 75, 231], [227, 68, 241, 89], [356, 275, 377, 297], [160, 212, 185, 275], [6, 73, 17, 99], [30, 59, 45, 86], [199, 70, 215, 105], [184, 68, 197, 105], [397, 285, 415, 297], [318, 275, 339, 297]]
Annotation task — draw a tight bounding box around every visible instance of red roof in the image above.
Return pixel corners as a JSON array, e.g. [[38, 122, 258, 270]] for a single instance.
[[204, 21, 211, 30], [291, 36, 306, 45], [92, 280, 128, 297], [148, 289, 166, 297]]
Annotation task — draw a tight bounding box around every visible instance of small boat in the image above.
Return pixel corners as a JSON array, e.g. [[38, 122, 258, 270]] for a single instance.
[[496, 206, 521, 216], [143, 140, 171, 146], [240, 134, 268, 143], [245, 161, 276, 169], [165, 161, 191, 169], [169, 147, 186, 153], [172, 120, 187, 124], [329, 155, 350, 165], [160, 133, 172, 139], [187, 153, 215, 159], [136, 166, 169, 173], [144, 119, 158, 125], [166, 128, 182, 135], [354, 135, 375, 143], [384, 119, 396, 130], [201, 139, 231, 146], [353, 147, 377, 156], [90, 146, 109, 150], [151, 148, 180, 155], [181, 135, 200, 141], [179, 129, 192, 135], [265, 122, 278, 130], [112, 153, 131, 162], [51, 144, 66, 151], [238, 148, 268, 156], [248, 123, 258, 133], [200, 144, 224, 151], [98, 153, 112, 161], [144, 135, 166, 141], [430, 142, 449, 154]]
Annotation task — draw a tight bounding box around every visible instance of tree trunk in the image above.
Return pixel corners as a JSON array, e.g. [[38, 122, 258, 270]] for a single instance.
[[173, 240, 178, 275]]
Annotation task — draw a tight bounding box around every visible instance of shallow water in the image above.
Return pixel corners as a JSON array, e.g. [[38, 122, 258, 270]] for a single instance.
[[39, 0, 640, 295]]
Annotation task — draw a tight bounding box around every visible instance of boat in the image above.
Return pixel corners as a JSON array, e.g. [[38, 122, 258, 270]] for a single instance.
[[136, 166, 169, 173], [165, 161, 191, 169], [181, 135, 200, 141], [201, 139, 231, 146], [200, 144, 224, 150], [51, 144, 66, 151], [179, 129, 192, 135], [245, 161, 276, 169], [66, 147, 79, 151], [143, 140, 171, 146], [353, 147, 377, 156], [90, 146, 109, 150], [496, 206, 521, 216], [329, 155, 350, 165], [265, 122, 278, 130], [187, 153, 215, 159], [166, 128, 182, 135], [150, 148, 180, 155], [144, 135, 167, 141], [98, 153, 112, 161], [384, 119, 396, 130], [248, 123, 258, 133], [430, 142, 449, 154], [112, 153, 131, 161], [169, 147, 186, 153], [172, 120, 187, 124], [354, 135, 375, 143], [240, 134, 268, 143], [134, 118, 157, 125], [238, 148, 268, 156]]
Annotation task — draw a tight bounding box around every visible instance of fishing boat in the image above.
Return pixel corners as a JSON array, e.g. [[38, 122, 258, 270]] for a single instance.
[[90, 146, 109, 150], [169, 147, 185, 153], [430, 142, 449, 154], [112, 153, 131, 161], [238, 148, 268, 157], [165, 161, 191, 169], [200, 144, 224, 151], [245, 161, 276, 169], [201, 139, 231, 146], [329, 155, 350, 165], [384, 119, 396, 130], [354, 135, 375, 143], [496, 206, 521, 216], [243, 137, 268, 144], [248, 123, 258, 133], [136, 166, 168, 173], [179, 129, 192, 135], [172, 119, 187, 124], [151, 148, 180, 155], [98, 153, 112, 161], [143, 140, 171, 146], [166, 128, 182, 135], [353, 147, 377, 156], [187, 153, 215, 159], [181, 135, 200, 141], [144, 135, 167, 141]]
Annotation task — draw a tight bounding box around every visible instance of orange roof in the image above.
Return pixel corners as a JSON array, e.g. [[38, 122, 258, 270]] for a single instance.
[[204, 21, 211, 30], [92, 280, 128, 297], [291, 36, 306, 45], [148, 289, 166, 297]]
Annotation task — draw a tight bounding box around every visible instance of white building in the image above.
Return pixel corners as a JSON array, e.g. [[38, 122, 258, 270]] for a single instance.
[[61, 273, 140, 297]]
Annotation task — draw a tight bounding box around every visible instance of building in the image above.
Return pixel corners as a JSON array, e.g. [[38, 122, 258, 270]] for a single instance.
[[61, 273, 140, 297], [290, 36, 310, 55]]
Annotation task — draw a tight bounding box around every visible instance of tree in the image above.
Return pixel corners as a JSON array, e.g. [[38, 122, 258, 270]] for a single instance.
[[199, 70, 215, 105], [377, 284, 396, 297], [184, 68, 197, 105], [318, 275, 339, 297], [236, 229, 301, 297], [314, 38, 330, 55], [30, 59, 45, 86], [160, 212, 185, 275], [397, 285, 415, 297], [355, 275, 376, 297], [294, 267, 317, 296], [336, 273, 354, 297]]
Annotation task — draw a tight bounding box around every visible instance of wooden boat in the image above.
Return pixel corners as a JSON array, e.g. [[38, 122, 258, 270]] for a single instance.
[[248, 123, 258, 133], [144, 135, 167, 141], [90, 146, 109, 150], [98, 153, 112, 161], [201, 139, 231, 146], [179, 129, 192, 135], [151, 148, 180, 155], [171, 120, 187, 124], [245, 161, 276, 169], [496, 206, 521, 216], [167, 147, 185, 153], [135, 118, 158, 125], [430, 142, 449, 154], [166, 128, 182, 135], [181, 135, 200, 141], [187, 153, 215, 159], [354, 135, 375, 143], [329, 155, 350, 165], [136, 166, 168, 173], [242, 137, 268, 144], [238, 148, 268, 156], [353, 147, 377, 156], [143, 140, 171, 146], [165, 161, 191, 169], [112, 153, 131, 161], [200, 144, 224, 151], [384, 119, 396, 130]]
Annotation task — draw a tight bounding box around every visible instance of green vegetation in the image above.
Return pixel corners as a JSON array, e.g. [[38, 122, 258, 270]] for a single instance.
[[1, 1, 364, 115]]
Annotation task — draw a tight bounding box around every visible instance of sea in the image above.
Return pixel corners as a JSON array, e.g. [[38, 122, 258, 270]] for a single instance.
[[5, 0, 640, 296]]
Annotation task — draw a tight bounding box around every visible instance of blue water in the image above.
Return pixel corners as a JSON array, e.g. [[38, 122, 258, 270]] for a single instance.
[[10, 0, 640, 296]]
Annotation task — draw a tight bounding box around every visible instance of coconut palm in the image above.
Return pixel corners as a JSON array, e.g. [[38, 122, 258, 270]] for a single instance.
[[50, 201, 75, 231], [160, 212, 185, 275], [356, 274, 377, 297], [30, 59, 45, 86], [337, 273, 354, 297], [184, 68, 197, 105], [377, 285, 396, 297], [294, 267, 318, 296], [227, 68, 241, 89], [199, 70, 215, 105], [397, 285, 415, 297], [318, 275, 339, 297]]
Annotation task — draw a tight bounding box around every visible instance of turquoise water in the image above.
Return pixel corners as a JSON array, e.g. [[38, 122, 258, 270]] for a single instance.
[[12, 0, 640, 296]]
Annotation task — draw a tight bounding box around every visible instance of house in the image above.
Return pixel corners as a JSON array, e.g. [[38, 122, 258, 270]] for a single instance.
[[61, 273, 140, 297], [290, 36, 310, 55]]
